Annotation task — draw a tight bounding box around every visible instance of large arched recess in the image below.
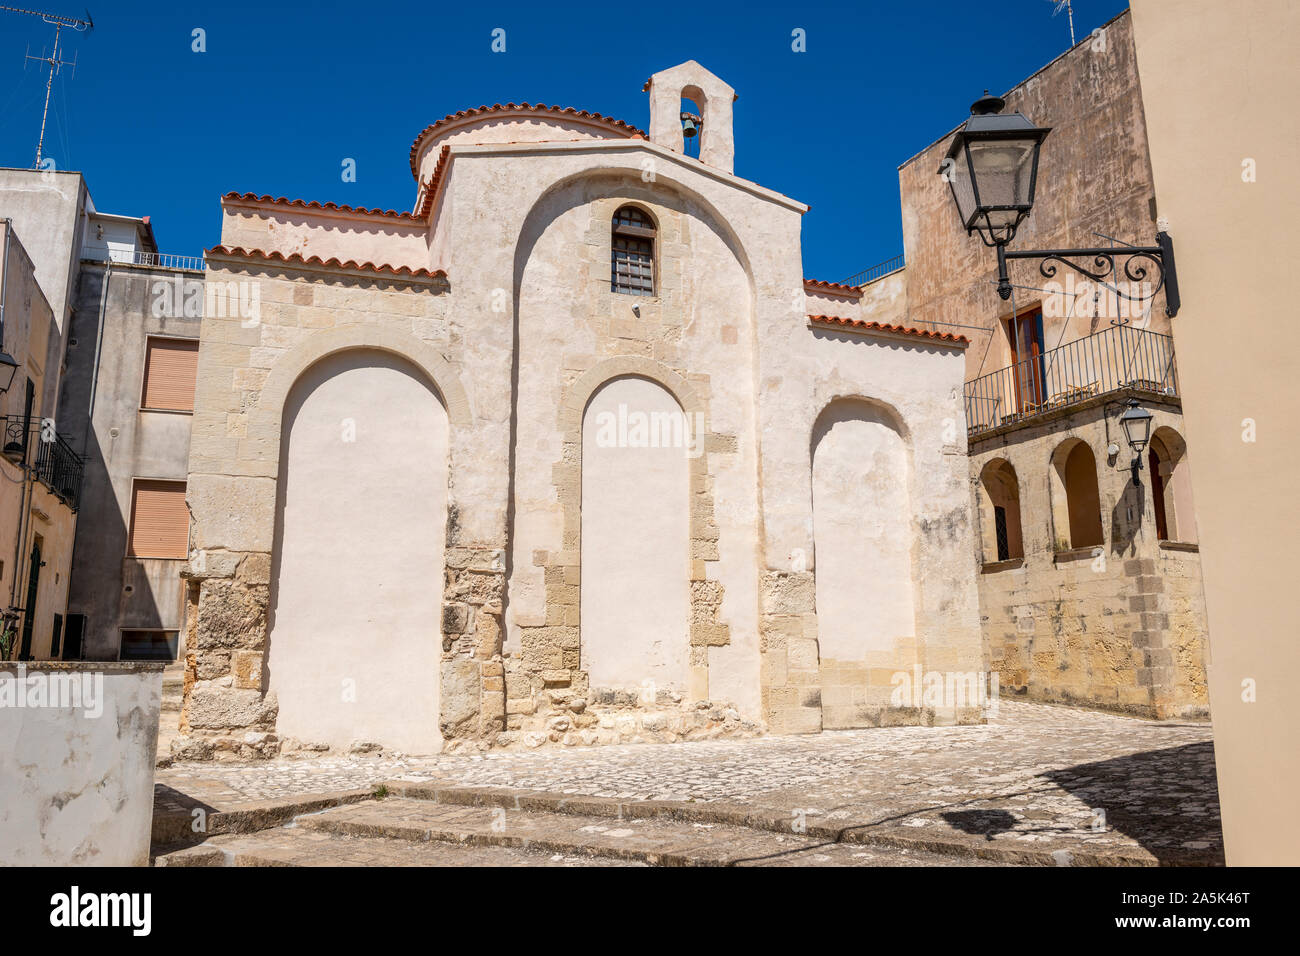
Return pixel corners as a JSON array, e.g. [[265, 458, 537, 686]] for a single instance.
[[266, 348, 448, 753], [811, 398, 917, 661]]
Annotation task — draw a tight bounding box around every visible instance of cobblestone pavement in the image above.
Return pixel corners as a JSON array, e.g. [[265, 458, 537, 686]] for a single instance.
[[157, 701, 1222, 864]]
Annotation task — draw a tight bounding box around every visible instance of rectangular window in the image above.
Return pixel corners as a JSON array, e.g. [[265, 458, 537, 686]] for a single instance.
[[994, 505, 1010, 562], [141, 337, 199, 412], [127, 479, 189, 558], [119, 629, 179, 661], [62, 614, 86, 660], [51, 613, 63, 659]]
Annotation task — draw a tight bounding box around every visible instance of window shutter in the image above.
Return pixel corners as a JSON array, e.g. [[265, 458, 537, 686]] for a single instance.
[[142, 338, 199, 411], [128, 480, 189, 558]]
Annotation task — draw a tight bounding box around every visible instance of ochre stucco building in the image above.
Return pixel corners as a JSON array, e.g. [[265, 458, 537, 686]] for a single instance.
[[178, 61, 987, 757]]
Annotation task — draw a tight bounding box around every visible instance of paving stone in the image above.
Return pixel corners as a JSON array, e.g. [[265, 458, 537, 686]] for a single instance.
[[155, 701, 1221, 865]]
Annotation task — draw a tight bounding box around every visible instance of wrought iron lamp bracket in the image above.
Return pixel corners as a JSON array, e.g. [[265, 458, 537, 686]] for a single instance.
[[994, 231, 1180, 317]]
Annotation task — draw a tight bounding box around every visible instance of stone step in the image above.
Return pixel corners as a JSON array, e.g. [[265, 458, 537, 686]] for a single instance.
[[290, 797, 921, 866], [154, 826, 643, 867]]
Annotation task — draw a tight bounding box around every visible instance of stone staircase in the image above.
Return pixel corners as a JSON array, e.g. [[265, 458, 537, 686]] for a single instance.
[[152, 782, 1004, 867]]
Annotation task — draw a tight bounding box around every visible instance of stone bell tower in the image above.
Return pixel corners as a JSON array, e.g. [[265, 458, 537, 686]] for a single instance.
[[644, 60, 736, 174]]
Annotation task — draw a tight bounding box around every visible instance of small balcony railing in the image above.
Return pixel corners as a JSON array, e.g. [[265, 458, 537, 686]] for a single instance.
[[840, 254, 905, 288], [82, 248, 207, 272], [964, 324, 1178, 438], [2, 417, 85, 511]]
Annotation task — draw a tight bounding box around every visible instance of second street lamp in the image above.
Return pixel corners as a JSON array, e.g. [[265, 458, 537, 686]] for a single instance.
[[940, 91, 1181, 317]]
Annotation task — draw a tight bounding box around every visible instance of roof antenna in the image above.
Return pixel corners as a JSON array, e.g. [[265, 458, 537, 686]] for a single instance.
[[1, 6, 95, 168], [1046, 0, 1076, 47]]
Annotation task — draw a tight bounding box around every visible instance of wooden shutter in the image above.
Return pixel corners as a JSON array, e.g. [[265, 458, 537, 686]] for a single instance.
[[128, 480, 189, 558], [142, 338, 199, 411]]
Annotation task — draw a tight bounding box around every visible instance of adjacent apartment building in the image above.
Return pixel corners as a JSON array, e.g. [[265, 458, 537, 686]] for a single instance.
[[0, 168, 198, 664], [833, 8, 1211, 719]]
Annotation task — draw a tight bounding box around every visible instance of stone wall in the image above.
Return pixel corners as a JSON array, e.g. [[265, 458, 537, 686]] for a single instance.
[[970, 395, 1209, 718]]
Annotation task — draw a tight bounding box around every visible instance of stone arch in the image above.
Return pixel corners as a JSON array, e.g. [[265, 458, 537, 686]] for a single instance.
[[1149, 426, 1197, 543], [810, 397, 919, 729], [265, 348, 448, 753], [1049, 438, 1104, 550], [254, 324, 471, 471], [978, 458, 1025, 563]]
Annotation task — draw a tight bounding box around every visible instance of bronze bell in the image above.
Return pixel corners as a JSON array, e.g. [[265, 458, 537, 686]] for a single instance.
[[679, 111, 702, 138]]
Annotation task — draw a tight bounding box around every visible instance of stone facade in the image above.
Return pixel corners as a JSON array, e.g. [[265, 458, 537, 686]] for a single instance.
[[970, 394, 1209, 718], [177, 60, 984, 758]]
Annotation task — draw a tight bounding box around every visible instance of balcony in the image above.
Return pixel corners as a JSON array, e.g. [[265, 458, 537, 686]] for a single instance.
[[840, 254, 905, 288], [964, 324, 1178, 439], [81, 248, 207, 272], [2, 417, 85, 511]]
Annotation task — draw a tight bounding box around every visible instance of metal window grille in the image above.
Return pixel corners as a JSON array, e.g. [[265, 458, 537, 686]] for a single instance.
[[611, 206, 655, 296]]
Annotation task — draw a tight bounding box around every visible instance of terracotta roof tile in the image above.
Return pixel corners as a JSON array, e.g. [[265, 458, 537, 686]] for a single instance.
[[808, 314, 969, 345], [804, 278, 864, 298], [206, 245, 446, 281], [408, 104, 647, 178], [414, 145, 452, 221], [222, 192, 423, 222]]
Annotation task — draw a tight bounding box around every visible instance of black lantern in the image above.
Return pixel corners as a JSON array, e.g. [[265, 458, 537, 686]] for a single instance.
[[0, 352, 17, 394], [941, 92, 1051, 247], [1119, 399, 1154, 464], [938, 90, 1181, 315]]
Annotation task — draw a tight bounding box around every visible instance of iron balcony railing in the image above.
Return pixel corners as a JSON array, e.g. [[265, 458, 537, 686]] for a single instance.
[[840, 253, 905, 288], [83, 248, 207, 272], [964, 323, 1178, 438], [2, 416, 85, 511]]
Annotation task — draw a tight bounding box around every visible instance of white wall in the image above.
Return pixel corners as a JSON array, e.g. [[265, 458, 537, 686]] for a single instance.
[[812, 402, 916, 658], [0, 663, 161, 865], [581, 376, 690, 692], [267, 350, 446, 753]]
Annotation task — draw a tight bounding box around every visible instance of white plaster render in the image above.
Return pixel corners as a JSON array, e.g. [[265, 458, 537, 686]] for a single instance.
[[813, 402, 917, 658], [266, 350, 446, 753], [581, 377, 691, 692]]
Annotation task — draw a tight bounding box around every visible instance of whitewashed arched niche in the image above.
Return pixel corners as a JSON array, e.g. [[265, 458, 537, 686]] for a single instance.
[[811, 398, 917, 661], [266, 348, 447, 753], [580, 375, 692, 694]]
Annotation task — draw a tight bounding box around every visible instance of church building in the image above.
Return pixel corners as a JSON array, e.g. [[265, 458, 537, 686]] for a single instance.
[[179, 61, 983, 756]]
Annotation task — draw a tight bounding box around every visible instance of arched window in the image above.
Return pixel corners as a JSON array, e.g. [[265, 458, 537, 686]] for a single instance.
[[979, 459, 1024, 563], [1049, 439, 1104, 550], [611, 205, 655, 296], [1149, 427, 1198, 544]]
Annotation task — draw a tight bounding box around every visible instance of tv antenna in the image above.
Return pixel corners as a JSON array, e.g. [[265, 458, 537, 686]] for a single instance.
[[1046, 0, 1076, 47], [1, 6, 94, 168]]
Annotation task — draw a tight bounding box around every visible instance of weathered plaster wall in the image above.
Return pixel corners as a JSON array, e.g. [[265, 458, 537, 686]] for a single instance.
[[898, 10, 1165, 380], [63, 262, 200, 660], [0, 662, 162, 865]]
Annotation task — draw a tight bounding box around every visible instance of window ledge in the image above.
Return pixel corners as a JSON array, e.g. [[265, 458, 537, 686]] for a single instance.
[[1158, 539, 1199, 553], [981, 557, 1024, 573], [1053, 545, 1103, 564], [139, 406, 194, 416]]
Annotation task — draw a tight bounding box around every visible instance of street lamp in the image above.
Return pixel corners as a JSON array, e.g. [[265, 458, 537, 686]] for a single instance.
[[940, 92, 1181, 317], [942, 92, 1050, 248], [1119, 398, 1154, 475], [0, 351, 17, 394]]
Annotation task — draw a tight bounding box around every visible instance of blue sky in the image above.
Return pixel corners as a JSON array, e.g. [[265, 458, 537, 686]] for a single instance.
[[0, 0, 1128, 282]]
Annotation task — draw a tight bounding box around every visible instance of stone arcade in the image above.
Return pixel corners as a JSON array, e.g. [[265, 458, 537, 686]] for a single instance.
[[177, 61, 983, 757]]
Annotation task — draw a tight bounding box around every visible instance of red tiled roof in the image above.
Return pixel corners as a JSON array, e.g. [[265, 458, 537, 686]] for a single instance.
[[804, 278, 864, 298], [808, 314, 969, 345], [223, 192, 423, 222], [205, 245, 447, 281], [408, 104, 647, 178], [414, 145, 452, 221]]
